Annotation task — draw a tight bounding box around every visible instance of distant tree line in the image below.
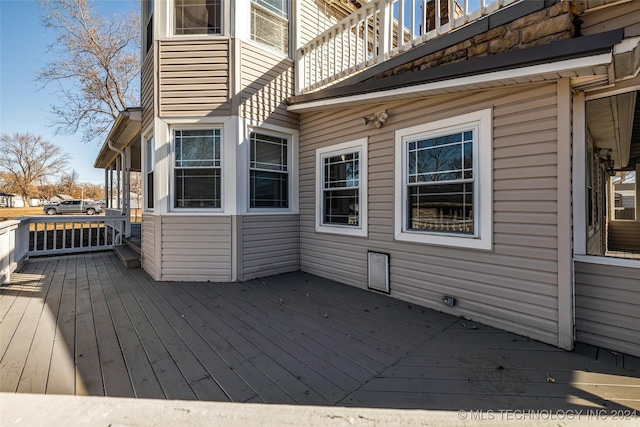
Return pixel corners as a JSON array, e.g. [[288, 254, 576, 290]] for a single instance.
[[0, 132, 104, 205]]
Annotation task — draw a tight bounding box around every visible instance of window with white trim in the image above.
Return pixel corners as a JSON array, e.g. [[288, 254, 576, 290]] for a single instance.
[[174, 128, 221, 208], [174, 0, 222, 35], [251, 0, 288, 54], [316, 138, 368, 236], [143, 0, 153, 53], [145, 135, 155, 210], [394, 109, 492, 250], [249, 132, 289, 208]]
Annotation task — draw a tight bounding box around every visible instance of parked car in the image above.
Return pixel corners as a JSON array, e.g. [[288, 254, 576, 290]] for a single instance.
[[43, 200, 104, 215]]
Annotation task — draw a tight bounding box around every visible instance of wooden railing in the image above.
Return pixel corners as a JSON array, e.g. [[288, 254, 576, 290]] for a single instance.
[[0, 219, 29, 285], [296, 0, 520, 94], [0, 215, 127, 284]]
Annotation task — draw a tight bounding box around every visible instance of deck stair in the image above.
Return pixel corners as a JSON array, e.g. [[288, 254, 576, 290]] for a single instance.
[[113, 242, 141, 269], [113, 229, 141, 269]]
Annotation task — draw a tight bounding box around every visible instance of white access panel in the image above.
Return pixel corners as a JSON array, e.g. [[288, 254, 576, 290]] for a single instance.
[[368, 251, 390, 293]]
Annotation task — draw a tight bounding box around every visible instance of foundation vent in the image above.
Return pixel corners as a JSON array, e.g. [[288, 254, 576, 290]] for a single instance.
[[368, 251, 390, 293]]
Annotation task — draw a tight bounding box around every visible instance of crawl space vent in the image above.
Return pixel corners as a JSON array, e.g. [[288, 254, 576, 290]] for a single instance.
[[368, 251, 390, 293]]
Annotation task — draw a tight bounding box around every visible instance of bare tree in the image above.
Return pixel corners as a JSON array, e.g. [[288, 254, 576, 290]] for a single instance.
[[79, 182, 105, 200], [58, 169, 80, 196], [38, 0, 140, 143], [0, 171, 20, 194], [0, 133, 70, 205]]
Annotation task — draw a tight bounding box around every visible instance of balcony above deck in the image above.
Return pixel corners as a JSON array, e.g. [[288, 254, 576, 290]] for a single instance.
[[296, 0, 523, 94]]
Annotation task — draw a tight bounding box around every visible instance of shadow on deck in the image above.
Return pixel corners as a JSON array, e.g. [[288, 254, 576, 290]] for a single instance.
[[1, 252, 639, 414]]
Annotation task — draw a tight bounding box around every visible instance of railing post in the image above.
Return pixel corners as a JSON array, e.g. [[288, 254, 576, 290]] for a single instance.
[[378, 0, 391, 62], [295, 48, 305, 95], [20, 218, 30, 260]]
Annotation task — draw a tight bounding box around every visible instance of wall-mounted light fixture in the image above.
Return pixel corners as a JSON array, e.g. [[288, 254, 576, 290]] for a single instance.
[[363, 110, 388, 128], [597, 147, 616, 176]]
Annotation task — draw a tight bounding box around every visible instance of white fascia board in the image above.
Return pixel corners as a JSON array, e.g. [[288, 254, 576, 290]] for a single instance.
[[288, 53, 613, 112]]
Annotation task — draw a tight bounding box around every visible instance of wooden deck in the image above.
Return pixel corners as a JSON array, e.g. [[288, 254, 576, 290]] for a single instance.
[[1, 252, 639, 411]]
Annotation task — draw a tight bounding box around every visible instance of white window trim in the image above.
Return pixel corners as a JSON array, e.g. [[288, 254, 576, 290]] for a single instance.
[[242, 122, 298, 215], [143, 129, 155, 212], [315, 138, 368, 237], [247, 129, 291, 212], [394, 108, 493, 250], [170, 125, 225, 213]]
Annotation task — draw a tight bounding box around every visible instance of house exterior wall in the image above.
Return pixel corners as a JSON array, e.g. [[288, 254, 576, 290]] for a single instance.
[[159, 216, 232, 281], [298, 0, 342, 45], [241, 214, 299, 280], [298, 81, 563, 346], [575, 260, 640, 357], [158, 39, 231, 118], [141, 214, 158, 279], [240, 42, 297, 128], [141, 51, 154, 130], [580, 0, 640, 37]]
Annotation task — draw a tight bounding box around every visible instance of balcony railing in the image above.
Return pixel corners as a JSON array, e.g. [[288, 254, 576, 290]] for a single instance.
[[296, 0, 520, 94], [0, 215, 126, 284]]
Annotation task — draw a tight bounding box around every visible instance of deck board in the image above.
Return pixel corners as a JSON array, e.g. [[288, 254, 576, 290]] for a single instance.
[[47, 256, 78, 395], [1, 259, 55, 393], [74, 254, 103, 395], [102, 254, 197, 400], [1, 252, 639, 412], [15, 258, 65, 394], [86, 253, 134, 397]]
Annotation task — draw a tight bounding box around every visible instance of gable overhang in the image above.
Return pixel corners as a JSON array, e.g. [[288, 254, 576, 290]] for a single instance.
[[288, 30, 631, 113], [94, 108, 142, 170]]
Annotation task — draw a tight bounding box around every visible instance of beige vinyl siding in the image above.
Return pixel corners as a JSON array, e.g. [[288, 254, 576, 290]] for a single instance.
[[241, 215, 299, 280], [160, 216, 232, 282], [298, 0, 343, 46], [575, 261, 640, 357], [581, 1, 640, 37], [299, 82, 562, 345], [240, 42, 297, 128], [159, 39, 230, 117], [608, 220, 640, 251], [141, 51, 154, 130], [141, 214, 157, 278]]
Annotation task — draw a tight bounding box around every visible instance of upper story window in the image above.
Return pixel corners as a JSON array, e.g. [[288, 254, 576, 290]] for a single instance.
[[143, 0, 153, 53], [174, 129, 222, 208], [315, 138, 368, 236], [251, 0, 288, 54], [394, 109, 493, 250], [249, 132, 289, 209], [175, 0, 222, 35]]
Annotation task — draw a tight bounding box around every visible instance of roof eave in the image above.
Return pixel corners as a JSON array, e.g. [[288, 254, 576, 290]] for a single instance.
[[94, 108, 142, 169]]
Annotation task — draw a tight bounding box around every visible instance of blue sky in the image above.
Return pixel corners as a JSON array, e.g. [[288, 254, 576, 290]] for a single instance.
[[0, 0, 136, 185]]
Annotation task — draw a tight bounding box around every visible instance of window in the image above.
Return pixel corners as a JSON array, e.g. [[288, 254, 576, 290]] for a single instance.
[[611, 171, 636, 221], [394, 109, 492, 250], [316, 138, 368, 236], [251, 0, 288, 54], [174, 0, 222, 35], [174, 129, 221, 208], [249, 132, 288, 208], [143, 0, 153, 53], [145, 136, 154, 210]]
